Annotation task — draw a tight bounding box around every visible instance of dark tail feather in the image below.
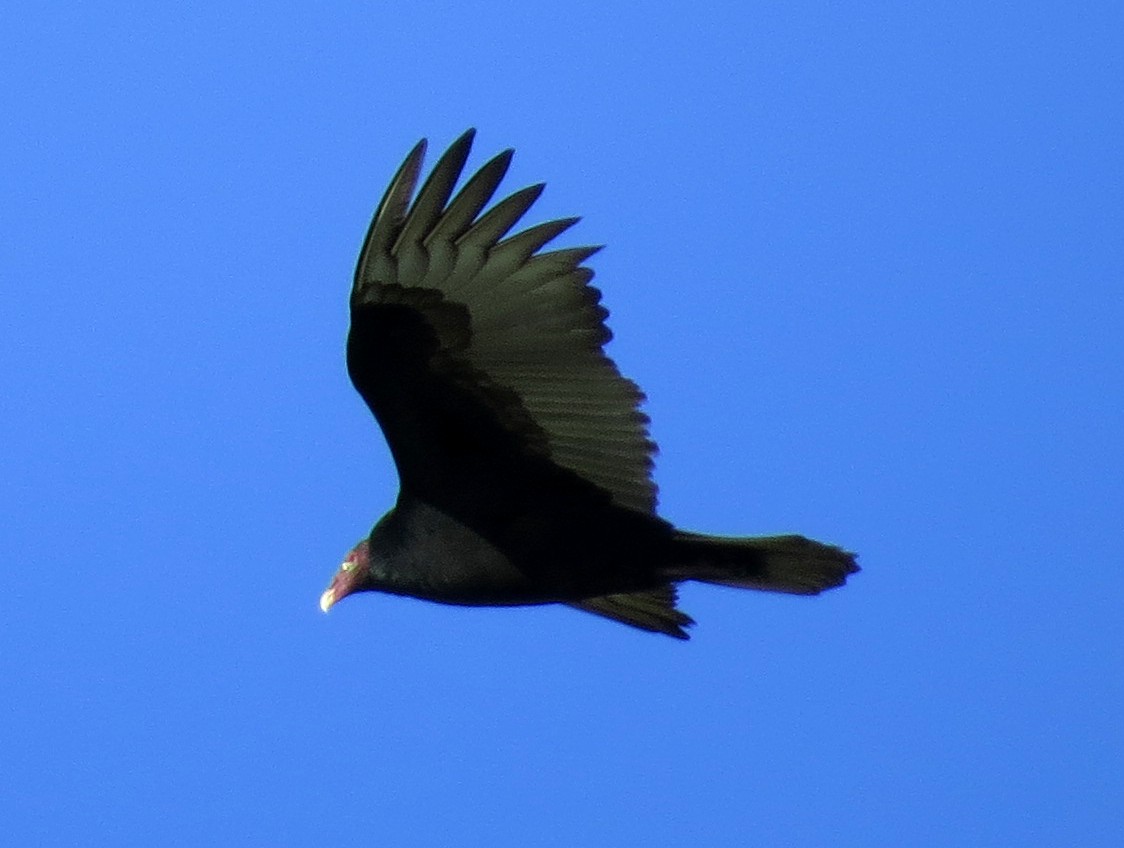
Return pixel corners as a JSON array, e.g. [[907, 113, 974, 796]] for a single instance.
[[666, 532, 859, 595]]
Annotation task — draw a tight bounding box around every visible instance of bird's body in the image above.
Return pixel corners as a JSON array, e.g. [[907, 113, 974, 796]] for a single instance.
[[320, 130, 858, 638], [360, 494, 672, 606]]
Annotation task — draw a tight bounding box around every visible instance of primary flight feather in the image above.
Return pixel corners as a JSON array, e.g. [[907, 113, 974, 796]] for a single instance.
[[319, 129, 858, 639]]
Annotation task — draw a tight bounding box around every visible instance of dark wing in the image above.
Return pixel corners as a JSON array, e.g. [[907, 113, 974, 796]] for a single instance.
[[348, 129, 658, 515], [569, 587, 694, 640]]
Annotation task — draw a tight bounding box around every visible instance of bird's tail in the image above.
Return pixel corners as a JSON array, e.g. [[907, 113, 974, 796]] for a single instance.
[[665, 532, 858, 595]]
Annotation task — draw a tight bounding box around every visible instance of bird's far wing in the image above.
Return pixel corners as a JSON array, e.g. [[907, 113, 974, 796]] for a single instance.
[[568, 585, 694, 639], [348, 129, 658, 514]]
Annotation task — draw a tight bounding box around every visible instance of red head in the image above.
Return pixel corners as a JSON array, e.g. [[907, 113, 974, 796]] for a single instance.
[[319, 539, 371, 613]]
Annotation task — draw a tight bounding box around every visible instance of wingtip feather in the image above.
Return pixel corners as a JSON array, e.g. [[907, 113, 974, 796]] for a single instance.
[[354, 137, 428, 286]]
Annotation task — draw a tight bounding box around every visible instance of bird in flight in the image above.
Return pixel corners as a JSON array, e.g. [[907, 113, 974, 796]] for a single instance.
[[319, 129, 858, 638]]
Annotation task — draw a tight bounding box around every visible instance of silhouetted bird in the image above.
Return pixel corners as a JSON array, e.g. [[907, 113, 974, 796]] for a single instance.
[[319, 130, 858, 638]]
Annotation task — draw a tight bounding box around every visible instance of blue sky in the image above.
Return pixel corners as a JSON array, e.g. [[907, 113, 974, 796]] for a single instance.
[[3, 2, 1121, 845]]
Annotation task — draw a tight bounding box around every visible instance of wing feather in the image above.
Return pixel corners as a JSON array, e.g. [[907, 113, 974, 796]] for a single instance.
[[353, 139, 426, 296], [349, 130, 658, 514], [424, 149, 514, 247], [568, 586, 694, 639], [392, 130, 475, 253]]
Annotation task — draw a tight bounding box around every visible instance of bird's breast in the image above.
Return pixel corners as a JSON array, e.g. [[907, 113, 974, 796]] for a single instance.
[[369, 498, 549, 606]]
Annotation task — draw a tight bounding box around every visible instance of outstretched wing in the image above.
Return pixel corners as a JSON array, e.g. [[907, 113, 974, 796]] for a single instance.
[[348, 129, 658, 515]]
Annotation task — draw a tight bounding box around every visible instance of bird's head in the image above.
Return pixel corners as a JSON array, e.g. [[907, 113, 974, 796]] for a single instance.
[[319, 539, 371, 613]]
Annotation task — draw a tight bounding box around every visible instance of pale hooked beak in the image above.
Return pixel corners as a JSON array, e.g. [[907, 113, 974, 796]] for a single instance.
[[319, 561, 359, 613], [321, 547, 365, 614]]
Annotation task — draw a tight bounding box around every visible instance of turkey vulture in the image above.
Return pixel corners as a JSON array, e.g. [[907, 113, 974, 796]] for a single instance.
[[319, 129, 858, 639]]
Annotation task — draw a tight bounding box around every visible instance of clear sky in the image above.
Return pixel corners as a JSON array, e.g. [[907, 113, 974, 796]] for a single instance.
[[3, 2, 1121, 846]]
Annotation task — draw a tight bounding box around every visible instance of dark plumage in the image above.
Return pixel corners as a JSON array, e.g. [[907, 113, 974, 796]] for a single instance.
[[319, 129, 858, 639]]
